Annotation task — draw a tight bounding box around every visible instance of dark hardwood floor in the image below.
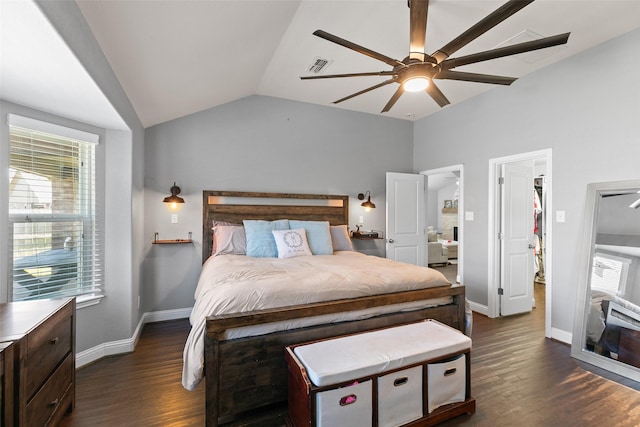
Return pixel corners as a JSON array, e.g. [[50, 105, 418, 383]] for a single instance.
[[61, 284, 640, 426], [60, 320, 205, 426]]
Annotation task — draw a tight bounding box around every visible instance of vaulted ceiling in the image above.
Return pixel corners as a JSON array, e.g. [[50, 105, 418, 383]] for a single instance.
[[2, 1, 640, 129]]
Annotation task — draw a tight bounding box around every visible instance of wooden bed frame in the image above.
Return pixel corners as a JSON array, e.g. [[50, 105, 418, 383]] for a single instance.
[[200, 191, 466, 426]]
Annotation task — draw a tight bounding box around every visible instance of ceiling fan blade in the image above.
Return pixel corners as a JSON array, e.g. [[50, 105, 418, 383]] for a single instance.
[[425, 81, 450, 107], [381, 86, 405, 113], [313, 30, 404, 68], [436, 70, 516, 85], [602, 192, 638, 197], [431, 0, 534, 63], [333, 78, 396, 104], [301, 71, 396, 80], [441, 32, 570, 69], [409, 0, 429, 61]]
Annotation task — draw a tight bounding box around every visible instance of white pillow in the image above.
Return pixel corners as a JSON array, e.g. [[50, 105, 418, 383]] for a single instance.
[[272, 228, 312, 259]]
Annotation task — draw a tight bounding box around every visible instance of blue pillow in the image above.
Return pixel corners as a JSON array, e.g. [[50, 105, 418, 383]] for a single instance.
[[243, 219, 289, 257], [289, 220, 333, 255]]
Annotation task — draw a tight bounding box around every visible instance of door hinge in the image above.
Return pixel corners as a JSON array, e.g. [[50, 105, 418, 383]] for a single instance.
[[498, 232, 504, 240], [498, 177, 505, 185], [498, 288, 504, 295]]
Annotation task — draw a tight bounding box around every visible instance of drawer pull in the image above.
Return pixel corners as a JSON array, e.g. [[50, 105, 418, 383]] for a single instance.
[[48, 398, 60, 407], [339, 394, 357, 406], [50, 336, 59, 344], [393, 377, 409, 387], [444, 367, 457, 377]]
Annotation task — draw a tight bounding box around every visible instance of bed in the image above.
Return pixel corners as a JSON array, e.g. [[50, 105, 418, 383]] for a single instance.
[[186, 191, 467, 426], [587, 289, 640, 357]]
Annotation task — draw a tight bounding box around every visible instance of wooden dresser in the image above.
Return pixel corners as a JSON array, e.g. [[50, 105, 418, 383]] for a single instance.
[[1, 341, 15, 427], [0, 298, 75, 427]]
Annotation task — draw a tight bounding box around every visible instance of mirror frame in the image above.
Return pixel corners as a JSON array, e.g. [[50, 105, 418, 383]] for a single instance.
[[571, 179, 640, 381]]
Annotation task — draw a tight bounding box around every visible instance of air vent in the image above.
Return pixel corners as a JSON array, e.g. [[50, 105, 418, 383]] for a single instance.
[[307, 57, 333, 74], [495, 30, 565, 64]]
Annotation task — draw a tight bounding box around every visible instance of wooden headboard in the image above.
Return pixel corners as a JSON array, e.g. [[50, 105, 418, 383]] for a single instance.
[[202, 191, 349, 263]]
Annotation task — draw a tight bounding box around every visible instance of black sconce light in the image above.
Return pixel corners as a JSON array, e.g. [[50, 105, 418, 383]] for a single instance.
[[358, 191, 376, 209], [163, 182, 185, 208]]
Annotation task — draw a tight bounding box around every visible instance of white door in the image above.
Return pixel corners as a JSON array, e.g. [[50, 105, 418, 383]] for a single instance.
[[386, 172, 425, 266], [500, 161, 535, 315]]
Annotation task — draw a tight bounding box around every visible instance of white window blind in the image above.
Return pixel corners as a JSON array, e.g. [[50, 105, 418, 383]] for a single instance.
[[8, 115, 102, 302], [591, 252, 631, 296]]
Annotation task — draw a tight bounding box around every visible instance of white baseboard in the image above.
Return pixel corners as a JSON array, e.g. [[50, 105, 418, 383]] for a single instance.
[[467, 301, 572, 345], [76, 307, 192, 368], [551, 327, 572, 345], [467, 300, 489, 317]]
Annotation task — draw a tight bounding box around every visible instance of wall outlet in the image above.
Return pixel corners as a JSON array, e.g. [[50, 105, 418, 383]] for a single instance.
[[171, 214, 178, 224], [465, 211, 474, 221], [556, 210, 566, 223]]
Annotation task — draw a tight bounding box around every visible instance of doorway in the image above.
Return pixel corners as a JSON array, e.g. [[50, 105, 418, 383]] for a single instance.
[[423, 165, 464, 285], [488, 150, 553, 338]]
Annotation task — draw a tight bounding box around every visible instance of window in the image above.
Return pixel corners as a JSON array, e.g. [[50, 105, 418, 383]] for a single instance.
[[591, 252, 631, 296], [8, 114, 102, 303]]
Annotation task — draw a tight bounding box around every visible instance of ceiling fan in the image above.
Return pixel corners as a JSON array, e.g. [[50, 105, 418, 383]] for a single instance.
[[602, 191, 640, 209], [301, 0, 570, 113]]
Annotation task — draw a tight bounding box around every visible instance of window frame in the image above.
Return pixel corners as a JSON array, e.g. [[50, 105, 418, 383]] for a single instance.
[[6, 114, 103, 307], [590, 251, 632, 296]]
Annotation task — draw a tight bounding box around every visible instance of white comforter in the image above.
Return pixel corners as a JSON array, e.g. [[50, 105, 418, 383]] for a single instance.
[[182, 251, 451, 390]]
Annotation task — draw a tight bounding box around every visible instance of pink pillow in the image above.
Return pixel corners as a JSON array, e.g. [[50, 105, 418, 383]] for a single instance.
[[213, 225, 246, 255], [211, 221, 241, 254], [330, 225, 354, 252]]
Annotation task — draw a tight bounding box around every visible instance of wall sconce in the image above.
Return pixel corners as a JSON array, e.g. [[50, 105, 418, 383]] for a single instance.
[[358, 191, 376, 209], [163, 182, 185, 210]]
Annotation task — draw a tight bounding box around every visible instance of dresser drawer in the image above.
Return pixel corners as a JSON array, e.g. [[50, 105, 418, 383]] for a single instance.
[[26, 305, 73, 399], [26, 352, 73, 427]]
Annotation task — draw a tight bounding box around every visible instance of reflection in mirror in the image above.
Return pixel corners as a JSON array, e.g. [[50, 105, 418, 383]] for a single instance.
[[572, 180, 640, 381]]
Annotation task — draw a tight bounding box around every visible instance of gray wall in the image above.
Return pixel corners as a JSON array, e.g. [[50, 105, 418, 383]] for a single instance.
[[413, 28, 640, 335], [142, 95, 413, 312], [5, 3, 640, 357], [34, 1, 145, 352]]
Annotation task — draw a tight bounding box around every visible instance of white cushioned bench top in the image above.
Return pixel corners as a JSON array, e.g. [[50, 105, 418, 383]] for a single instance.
[[293, 319, 471, 387]]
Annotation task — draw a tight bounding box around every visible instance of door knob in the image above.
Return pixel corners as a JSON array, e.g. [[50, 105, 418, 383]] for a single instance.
[[528, 244, 535, 249], [388, 239, 394, 243]]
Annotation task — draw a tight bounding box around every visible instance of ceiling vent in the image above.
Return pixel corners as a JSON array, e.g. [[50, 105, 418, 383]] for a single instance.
[[495, 30, 566, 64], [307, 57, 333, 74]]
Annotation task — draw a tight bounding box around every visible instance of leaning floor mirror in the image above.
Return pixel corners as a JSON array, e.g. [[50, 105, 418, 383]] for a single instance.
[[572, 179, 640, 381]]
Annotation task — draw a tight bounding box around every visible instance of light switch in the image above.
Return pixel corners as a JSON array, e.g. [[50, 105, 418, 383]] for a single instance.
[[556, 210, 565, 223], [359, 216, 364, 225], [171, 214, 178, 224], [465, 211, 474, 221]]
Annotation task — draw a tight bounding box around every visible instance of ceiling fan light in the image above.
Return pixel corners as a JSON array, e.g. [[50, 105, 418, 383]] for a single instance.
[[403, 76, 429, 92]]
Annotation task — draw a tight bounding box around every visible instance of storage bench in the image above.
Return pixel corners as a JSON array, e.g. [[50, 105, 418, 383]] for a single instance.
[[285, 319, 475, 427]]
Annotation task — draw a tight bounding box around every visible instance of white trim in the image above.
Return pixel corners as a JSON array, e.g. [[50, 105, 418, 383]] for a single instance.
[[7, 113, 100, 144], [144, 307, 193, 323], [467, 300, 489, 317], [551, 327, 572, 345], [488, 149, 553, 338], [76, 294, 104, 309], [75, 307, 192, 368]]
